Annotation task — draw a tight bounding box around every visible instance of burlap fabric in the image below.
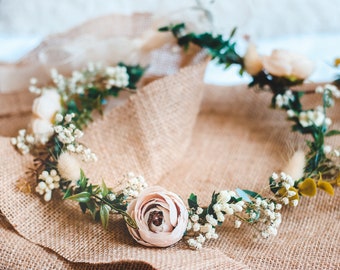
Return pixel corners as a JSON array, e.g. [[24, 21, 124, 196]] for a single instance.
[[1, 14, 340, 270], [1, 62, 340, 269]]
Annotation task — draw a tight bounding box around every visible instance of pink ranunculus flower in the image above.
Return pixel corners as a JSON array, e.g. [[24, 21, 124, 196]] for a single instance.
[[126, 186, 188, 247], [262, 49, 314, 80], [32, 90, 61, 122]]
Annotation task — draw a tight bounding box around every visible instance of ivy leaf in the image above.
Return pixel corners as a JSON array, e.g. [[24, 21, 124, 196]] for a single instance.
[[86, 200, 97, 219], [100, 204, 110, 229], [158, 25, 171, 32], [66, 192, 91, 203], [100, 180, 109, 197], [188, 193, 198, 209], [79, 202, 87, 214], [325, 130, 340, 137], [62, 187, 72, 200], [79, 169, 88, 191], [269, 177, 280, 194]]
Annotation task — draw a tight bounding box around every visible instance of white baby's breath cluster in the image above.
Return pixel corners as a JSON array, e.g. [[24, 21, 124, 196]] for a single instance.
[[252, 197, 282, 238], [122, 172, 148, 198], [186, 190, 245, 249], [35, 170, 61, 201], [293, 84, 340, 128], [186, 206, 219, 249], [28, 77, 41, 94], [316, 84, 340, 104], [275, 90, 294, 108], [297, 107, 331, 128], [186, 187, 285, 249], [271, 172, 298, 206], [30, 63, 130, 100], [104, 65, 129, 89], [323, 145, 340, 157], [10, 129, 35, 154], [54, 113, 97, 162]]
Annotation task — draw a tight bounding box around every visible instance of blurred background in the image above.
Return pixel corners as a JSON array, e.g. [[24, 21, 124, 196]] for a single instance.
[[1, 0, 340, 38], [1, 0, 340, 83]]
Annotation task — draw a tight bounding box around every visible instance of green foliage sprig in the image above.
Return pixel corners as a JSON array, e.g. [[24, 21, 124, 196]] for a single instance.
[[160, 22, 340, 182], [159, 23, 340, 249], [13, 62, 146, 229]]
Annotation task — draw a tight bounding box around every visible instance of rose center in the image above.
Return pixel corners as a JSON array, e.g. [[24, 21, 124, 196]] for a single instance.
[[148, 210, 164, 227]]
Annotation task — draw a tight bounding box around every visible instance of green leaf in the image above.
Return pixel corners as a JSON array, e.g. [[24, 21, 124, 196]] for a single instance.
[[62, 187, 72, 200], [122, 213, 138, 229], [101, 180, 109, 197], [229, 27, 237, 39], [79, 202, 87, 214], [269, 177, 280, 194], [66, 192, 91, 203], [100, 204, 110, 229], [158, 26, 171, 32], [118, 62, 146, 89], [242, 189, 262, 199], [325, 130, 340, 137], [86, 200, 97, 219], [235, 188, 251, 202], [188, 193, 198, 209], [79, 169, 88, 190]]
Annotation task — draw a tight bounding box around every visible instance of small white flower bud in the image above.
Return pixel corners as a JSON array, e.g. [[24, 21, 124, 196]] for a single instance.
[[216, 212, 225, 222], [276, 203, 282, 210], [44, 190, 52, 201], [55, 113, 63, 123], [191, 214, 199, 222], [45, 176, 53, 184], [196, 207, 203, 215], [234, 220, 242, 228], [38, 181, 47, 190], [282, 197, 289, 205], [105, 193, 115, 201], [291, 199, 298, 207], [193, 223, 200, 232], [271, 172, 278, 180]]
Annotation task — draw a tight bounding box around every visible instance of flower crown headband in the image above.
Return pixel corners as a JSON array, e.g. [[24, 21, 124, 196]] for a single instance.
[[11, 23, 340, 249]]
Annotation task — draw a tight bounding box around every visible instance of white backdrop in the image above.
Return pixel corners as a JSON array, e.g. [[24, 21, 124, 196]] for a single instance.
[[1, 0, 340, 84], [1, 0, 340, 38]]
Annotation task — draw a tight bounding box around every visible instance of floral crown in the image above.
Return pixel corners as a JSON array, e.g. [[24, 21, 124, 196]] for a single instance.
[[11, 23, 340, 250]]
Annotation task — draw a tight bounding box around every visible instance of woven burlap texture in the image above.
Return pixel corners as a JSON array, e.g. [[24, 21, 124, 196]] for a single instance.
[[1, 61, 340, 269]]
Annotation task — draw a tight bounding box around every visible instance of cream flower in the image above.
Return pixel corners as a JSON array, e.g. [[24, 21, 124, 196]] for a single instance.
[[243, 43, 263, 75], [32, 90, 61, 122], [30, 117, 54, 143], [262, 49, 314, 80], [126, 186, 188, 247]]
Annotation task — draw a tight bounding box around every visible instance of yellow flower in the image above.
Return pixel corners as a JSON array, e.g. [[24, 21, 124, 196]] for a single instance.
[[336, 174, 340, 187], [334, 58, 340, 67], [297, 178, 317, 197], [317, 174, 334, 196]]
